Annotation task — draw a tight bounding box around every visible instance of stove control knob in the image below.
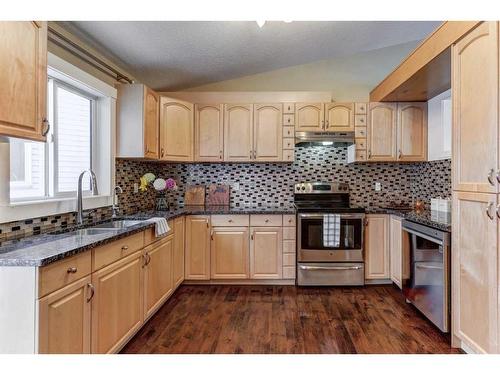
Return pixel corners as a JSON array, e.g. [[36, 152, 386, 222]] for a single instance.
[[301, 186, 306, 191]]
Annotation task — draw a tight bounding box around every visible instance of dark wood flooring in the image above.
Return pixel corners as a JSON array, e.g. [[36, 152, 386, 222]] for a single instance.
[[121, 284, 461, 354]]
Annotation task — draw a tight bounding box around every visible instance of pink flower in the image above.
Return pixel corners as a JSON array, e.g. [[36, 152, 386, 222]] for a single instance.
[[165, 178, 177, 190]]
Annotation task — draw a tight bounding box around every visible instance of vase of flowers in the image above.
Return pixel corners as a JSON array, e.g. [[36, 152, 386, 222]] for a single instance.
[[139, 173, 178, 211]]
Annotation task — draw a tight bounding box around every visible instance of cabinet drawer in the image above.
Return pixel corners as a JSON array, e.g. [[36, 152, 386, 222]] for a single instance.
[[39, 251, 92, 298], [283, 103, 295, 114], [144, 220, 174, 245], [283, 137, 294, 150], [283, 266, 296, 279], [283, 215, 296, 227], [355, 127, 366, 138], [356, 150, 367, 161], [93, 231, 145, 270], [283, 149, 294, 162], [283, 126, 295, 138], [250, 214, 282, 226], [211, 214, 249, 227], [283, 227, 296, 240], [355, 102, 367, 114], [283, 253, 296, 266], [283, 114, 295, 126], [354, 115, 367, 126], [283, 240, 296, 254], [355, 138, 366, 150]]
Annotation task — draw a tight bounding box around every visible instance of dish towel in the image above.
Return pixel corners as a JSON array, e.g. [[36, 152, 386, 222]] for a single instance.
[[146, 217, 171, 237], [323, 214, 340, 247]]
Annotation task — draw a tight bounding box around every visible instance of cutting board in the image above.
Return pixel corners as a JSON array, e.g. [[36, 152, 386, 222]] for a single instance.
[[184, 185, 205, 206], [207, 184, 230, 206]]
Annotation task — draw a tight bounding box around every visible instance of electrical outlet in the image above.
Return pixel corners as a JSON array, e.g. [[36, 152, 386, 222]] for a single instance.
[[374, 182, 381, 191], [133, 183, 139, 193], [233, 183, 240, 191]]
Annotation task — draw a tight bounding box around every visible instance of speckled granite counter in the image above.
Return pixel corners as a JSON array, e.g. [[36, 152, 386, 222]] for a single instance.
[[0, 205, 296, 267], [365, 207, 451, 232]]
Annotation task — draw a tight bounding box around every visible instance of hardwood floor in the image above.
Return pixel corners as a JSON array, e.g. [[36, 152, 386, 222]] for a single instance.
[[121, 284, 461, 354]]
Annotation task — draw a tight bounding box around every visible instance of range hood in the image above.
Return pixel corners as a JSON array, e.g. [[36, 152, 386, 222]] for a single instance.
[[294, 131, 355, 147]]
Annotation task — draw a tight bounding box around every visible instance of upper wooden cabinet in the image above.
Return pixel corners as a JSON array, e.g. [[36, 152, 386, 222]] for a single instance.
[[325, 103, 354, 132], [224, 104, 253, 162], [367, 102, 398, 161], [159, 97, 194, 162], [185, 215, 211, 280], [365, 214, 390, 280], [452, 21, 499, 193], [194, 104, 224, 162], [295, 103, 324, 131], [253, 103, 283, 162], [210, 227, 249, 279], [117, 84, 159, 159], [397, 102, 427, 161], [0, 21, 48, 141]]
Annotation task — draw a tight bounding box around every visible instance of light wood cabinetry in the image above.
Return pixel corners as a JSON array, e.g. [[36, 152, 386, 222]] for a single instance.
[[38, 276, 92, 354], [397, 102, 427, 161], [250, 227, 283, 279], [173, 216, 185, 288], [159, 97, 194, 161], [194, 103, 224, 161], [354, 103, 368, 161], [367, 102, 398, 161], [144, 88, 160, 159], [253, 103, 283, 162], [224, 104, 253, 161], [389, 215, 403, 288], [324, 102, 354, 132], [0, 21, 48, 141], [295, 103, 324, 131], [365, 215, 390, 280], [91, 251, 143, 354], [185, 215, 211, 280], [210, 227, 249, 279]]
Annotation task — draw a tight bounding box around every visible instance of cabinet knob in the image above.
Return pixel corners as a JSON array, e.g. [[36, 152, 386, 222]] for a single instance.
[[161, 148, 165, 158], [265, 219, 269, 223], [121, 245, 129, 251], [67, 267, 77, 274]]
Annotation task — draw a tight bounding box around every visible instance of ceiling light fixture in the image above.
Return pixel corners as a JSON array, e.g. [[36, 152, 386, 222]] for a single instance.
[[256, 20, 266, 28]]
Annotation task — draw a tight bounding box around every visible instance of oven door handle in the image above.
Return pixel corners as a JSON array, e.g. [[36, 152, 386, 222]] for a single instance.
[[415, 264, 443, 270], [299, 265, 363, 271], [402, 227, 444, 246], [298, 213, 365, 219]]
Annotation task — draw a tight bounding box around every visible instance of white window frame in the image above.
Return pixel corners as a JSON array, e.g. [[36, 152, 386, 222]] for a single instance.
[[0, 53, 117, 223]]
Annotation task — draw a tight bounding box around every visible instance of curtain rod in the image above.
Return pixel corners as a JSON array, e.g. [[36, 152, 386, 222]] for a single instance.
[[48, 26, 134, 84]]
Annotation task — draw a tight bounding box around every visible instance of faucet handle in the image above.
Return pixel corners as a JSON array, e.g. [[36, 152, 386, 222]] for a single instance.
[[114, 186, 123, 194]]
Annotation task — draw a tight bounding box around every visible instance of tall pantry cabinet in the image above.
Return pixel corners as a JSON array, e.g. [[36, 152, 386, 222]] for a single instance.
[[451, 21, 499, 354]]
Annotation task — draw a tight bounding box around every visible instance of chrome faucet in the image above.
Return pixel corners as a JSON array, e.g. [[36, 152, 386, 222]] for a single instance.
[[76, 170, 99, 225], [112, 186, 123, 218]]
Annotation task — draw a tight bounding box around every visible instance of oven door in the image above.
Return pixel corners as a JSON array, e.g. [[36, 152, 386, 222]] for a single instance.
[[298, 213, 364, 262]]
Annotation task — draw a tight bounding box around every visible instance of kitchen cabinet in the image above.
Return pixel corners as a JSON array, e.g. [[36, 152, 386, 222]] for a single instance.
[[367, 102, 398, 161], [295, 103, 324, 131], [253, 103, 283, 162], [224, 104, 253, 162], [210, 227, 249, 279], [324, 102, 354, 132], [0, 21, 48, 141], [397, 102, 427, 161], [173, 216, 185, 288], [91, 251, 143, 354], [365, 215, 390, 280], [185, 215, 211, 280], [250, 227, 283, 279], [194, 103, 224, 161], [389, 215, 403, 288], [38, 276, 92, 354], [117, 84, 159, 159], [143, 235, 174, 320], [452, 21, 499, 193], [159, 97, 194, 161]]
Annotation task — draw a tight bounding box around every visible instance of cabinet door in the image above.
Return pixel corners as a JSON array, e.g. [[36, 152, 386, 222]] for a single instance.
[[367, 102, 397, 161], [211, 227, 249, 279], [0, 21, 47, 141], [250, 227, 282, 279], [295, 103, 324, 131], [195, 104, 224, 161], [453, 22, 498, 193], [397, 102, 427, 161], [452, 191, 498, 353], [159, 97, 193, 161], [254, 103, 283, 162], [365, 215, 390, 280], [91, 252, 143, 354], [325, 103, 354, 132], [389, 216, 402, 288], [185, 216, 211, 280], [143, 87, 159, 159], [173, 216, 185, 288], [224, 104, 253, 162], [143, 235, 174, 320], [38, 276, 91, 354]]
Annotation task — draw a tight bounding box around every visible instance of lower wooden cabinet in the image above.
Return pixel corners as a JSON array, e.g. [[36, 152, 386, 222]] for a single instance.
[[143, 235, 174, 320], [91, 251, 144, 354], [389, 215, 403, 288], [211, 227, 249, 279], [250, 227, 283, 279], [365, 215, 390, 280], [185, 215, 211, 280], [173, 216, 185, 288], [38, 275, 92, 354]]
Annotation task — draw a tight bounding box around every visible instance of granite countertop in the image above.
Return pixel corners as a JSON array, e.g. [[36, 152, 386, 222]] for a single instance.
[[365, 207, 451, 232], [0, 205, 296, 267]]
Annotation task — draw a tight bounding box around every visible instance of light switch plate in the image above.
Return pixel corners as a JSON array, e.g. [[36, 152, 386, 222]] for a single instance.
[[233, 183, 240, 191], [374, 182, 381, 191], [133, 183, 139, 193]]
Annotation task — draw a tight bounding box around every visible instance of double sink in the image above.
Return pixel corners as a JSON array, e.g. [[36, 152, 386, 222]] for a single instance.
[[50, 219, 145, 237]]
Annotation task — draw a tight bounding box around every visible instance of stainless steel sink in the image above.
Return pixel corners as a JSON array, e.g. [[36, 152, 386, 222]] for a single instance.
[[93, 220, 144, 229], [74, 228, 121, 236]]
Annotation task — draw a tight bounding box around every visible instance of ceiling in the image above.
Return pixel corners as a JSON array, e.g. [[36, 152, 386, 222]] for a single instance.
[[61, 21, 442, 91]]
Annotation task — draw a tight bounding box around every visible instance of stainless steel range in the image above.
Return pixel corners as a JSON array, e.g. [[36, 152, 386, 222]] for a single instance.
[[294, 182, 365, 286]]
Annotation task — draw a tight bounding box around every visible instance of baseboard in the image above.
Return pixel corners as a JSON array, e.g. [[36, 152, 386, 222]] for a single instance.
[[364, 279, 393, 285], [183, 279, 296, 286]]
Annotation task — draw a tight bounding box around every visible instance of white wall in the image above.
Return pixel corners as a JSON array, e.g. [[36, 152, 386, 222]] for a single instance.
[[427, 89, 452, 161]]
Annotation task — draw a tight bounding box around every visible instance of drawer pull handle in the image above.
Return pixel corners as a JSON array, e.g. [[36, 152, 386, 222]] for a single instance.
[[121, 245, 129, 251], [67, 267, 77, 274], [486, 202, 494, 220], [265, 219, 269, 223], [487, 169, 495, 186], [86, 283, 95, 302], [228, 219, 233, 223], [288, 219, 293, 223]]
